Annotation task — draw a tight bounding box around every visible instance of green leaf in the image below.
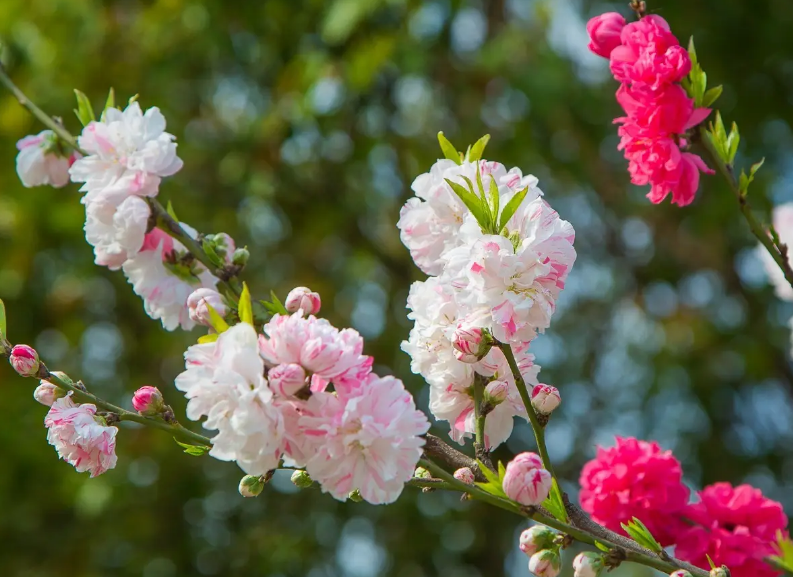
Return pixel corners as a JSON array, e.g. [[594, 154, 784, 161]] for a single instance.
[[166, 200, 179, 223], [0, 298, 5, 337], [260, 291, 289, 316], [197, 333, 219, 344], [445, 178, 489, 230], [702, 85, 723, 107], [726, 122, 740, 164], [474, 481, 507, 498], [497, 460, 507, 482], [238, 283, 254, 325], [468, 134, 491, 162], [73, 89, 95, 127], [621, 517, 663, 553], [476, 459, 500, 486], [100, 87, 116, 120], [738, 157, 765, 196], [488, 177, 500, 229], [706, 554, 717, 570], [205, 301, 230, 334], [687, 37, 698, 66], [770, 532, 793, 572], [750, 157, 765, 178], [541, 479, 568, 522], [594, 541, 611, 553], [201, 238, 224, 268], [498, 186, 529, 233], [174, 439, 211, 456], [438, 132, 462, 165]]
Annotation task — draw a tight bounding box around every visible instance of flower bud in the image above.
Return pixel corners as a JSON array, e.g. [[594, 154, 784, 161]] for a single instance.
[[348, 489, 363, 502], [231, 247, 250, 267], [453, 467, 475, 485], [531, 384, 561, 415], [9, 345, 40, 377], [572, 552, 604, 577], [269, 363, 307, 397], [519, 525, 557, 556], [285, 287, 322, 316], [414, 466, 431, 479], [452, 322, 492, 363], [239, 474, 265, 498], [670, 571, 694, 577], [33, 382, 65, 407], [502, 452, 552, 506], [187, 288, 228, 327], [213, 233, 236, 265], [586, 12, 626, 58], [485, 380, 509, 405], [291, 469, 313, 488], [528, 549, 561, 577], [709, 568, 729, 577], [132, 386, 165, 416]]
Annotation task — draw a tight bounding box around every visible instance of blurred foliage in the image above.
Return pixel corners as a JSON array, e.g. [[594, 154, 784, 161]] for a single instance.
[[1, 0, 793, 576]]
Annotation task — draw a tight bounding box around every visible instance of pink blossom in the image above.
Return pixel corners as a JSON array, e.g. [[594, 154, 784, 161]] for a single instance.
[[675, 483, 788, 577], [269, 363, 307, 397], [285, 287, 322, 316], [300, 374, 430, 504], [609, 15, 679, 83], [615, 84, 695, 135], [187, 288, 227, 327], [453, 467, 475, 485], [502, 452, 552, 506], [16, 130, 72, 188], [34, 382, 65, 406], [531, 384, 561, 415], [452, 320, 491, 363], [578, 437, 689, 546], [10, 344, 40, 377], [44, 397, 118, 477], [258, 313, 372, 396], [132, 386, 164, 415], [586, 12, 626, 58]]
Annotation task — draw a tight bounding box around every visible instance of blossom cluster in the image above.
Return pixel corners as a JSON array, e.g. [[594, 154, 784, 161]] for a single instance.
[[579, 437, 788, 577], [15, 103, 230, 331], [587, 12, 713, 205], [398, 157, 576, 449], [175, 300, 430, 505]]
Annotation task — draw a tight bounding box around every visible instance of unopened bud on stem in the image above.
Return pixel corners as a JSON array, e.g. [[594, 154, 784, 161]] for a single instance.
[[10, 344, 40, 377], [452, 322, 493, 363], [132, 386, 165, 416], [573, 552, 604, 577], [519, 525, 557, 556], [453, 467, 475, 485], [33, 382, 66, 406], [291, 469, 313, 488], [531, 384, 561, 415], [285, 287, 322, 316], [239, 475, 265, 498], [528, 549, 561, 577]]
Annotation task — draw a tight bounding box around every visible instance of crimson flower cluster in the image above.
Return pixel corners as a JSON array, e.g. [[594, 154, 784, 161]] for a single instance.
[[580, 437, 788, 577], [587, 12, 713, 206]]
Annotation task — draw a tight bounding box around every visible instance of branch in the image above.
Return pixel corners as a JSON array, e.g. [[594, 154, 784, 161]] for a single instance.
[[699, 126, 793, 290], [496, 342, 555, 477]]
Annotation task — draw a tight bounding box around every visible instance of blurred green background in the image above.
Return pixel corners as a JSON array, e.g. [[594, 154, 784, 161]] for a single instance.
[[1, 0, 792, 575]]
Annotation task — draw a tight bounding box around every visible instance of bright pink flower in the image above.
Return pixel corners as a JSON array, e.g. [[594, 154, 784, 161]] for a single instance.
[[502, 452, 552, 506], [675, 483, 787, 577], [258, 313, 372, 396], [285, 286, 322, 316], [132, 386, 164, 415], [10, 344, 40, 377], [578, 437, 689, 546], [44, 397, 118, 477], [609, 15, 679, 82], [616, 84, 693, 135], [586, 12, 626, 58]]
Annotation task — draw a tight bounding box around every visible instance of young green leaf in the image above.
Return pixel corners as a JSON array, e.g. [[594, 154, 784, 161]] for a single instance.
[[476, 459, 500, 486], [706, 554, 717, 570], [100, 87, 116, 120], [497, 460, 507, 482], [750, 157, 765, 178], [73, 89, 96, 127], [687, 37, 698, 66], [202, 238, 225, 268], [174, 439, 211, 456], [438, 132, 462, 165], [260, 291, 289, 316], [468, 134, 491, 162], [445, 178, 489, 230], [738, 157, 765, 196], [770, 531, 793, 572], [540, 479, 568, 522], [238, 283, 254, 325], [204, 301, 230, 333], [488, 177, 500, 227], [726, 122, 740, 164], [594, 541, 611, 553], [621, 517, 663, 553], [0, 298, 6, 337], [166, 200, 180, 223], [702, 85, 723, 107], [197, 333, 220, 344], [498, 186, 529, 233]]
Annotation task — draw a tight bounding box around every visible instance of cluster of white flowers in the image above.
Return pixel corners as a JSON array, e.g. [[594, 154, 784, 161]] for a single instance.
[[15, 102, 227, 331], [175, 302, 430, 505], [398, 158, 576, 449]]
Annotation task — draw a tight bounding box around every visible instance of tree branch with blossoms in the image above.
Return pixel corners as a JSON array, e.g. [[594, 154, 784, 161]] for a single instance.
[[3, 4, 793, 576]]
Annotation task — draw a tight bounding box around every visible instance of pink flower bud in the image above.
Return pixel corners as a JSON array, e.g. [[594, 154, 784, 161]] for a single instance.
[[528, 549, 561, 577], [453, 467, 475, 485], [709, 568, 728, 577], [531, 385, 561, 415], [285, 287, 322, 315], [34, 382, 65, 407], [10, 345, 40, 377], [502, 452, 552, 506], [187, 288, 227, 327], [485, 380, 509, 404], [586, 12, 626, 58], [132, 386, 164, 416], [452, 322, 492, 363], [269, 363, 307, 397], [670, 571, 693, 577], [519, 525, 556, 556], [573, 552, 604, 577]]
